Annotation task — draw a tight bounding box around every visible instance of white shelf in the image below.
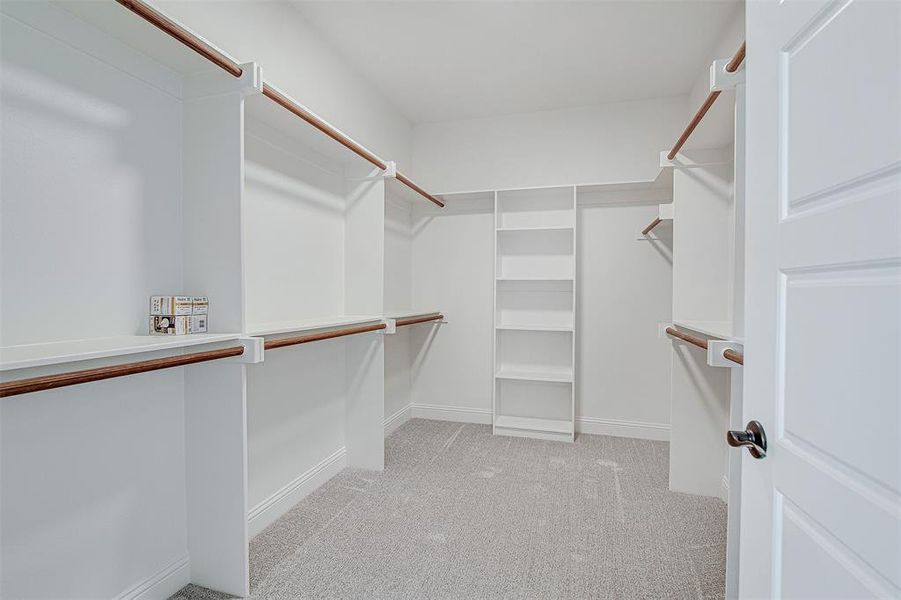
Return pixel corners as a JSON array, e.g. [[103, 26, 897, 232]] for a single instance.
[[0, 333, 245, 372], [497, 277, 574, 283], [385, 309, 442, 320], [494, 415, 574, 435], [496, 225, 574, 233], [672, 320, 733, 340], [246, 315, 383, 337], [51, 0, 238, 77], [495, 368, 573, 384], [495, 324, 573, 333]]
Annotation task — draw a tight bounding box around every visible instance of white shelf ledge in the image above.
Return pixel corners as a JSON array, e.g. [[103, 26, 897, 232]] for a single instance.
[[496, 225, 574, 233], [496, 276, 574, 282], [495, 368, 573, 384], [495, 325, 573, 333], [0, 333, 245, 372], [672, 320, 734, 340], [384, 309, 442, 320], [494, 415, 574, 434], [246, 315, 382, 337]]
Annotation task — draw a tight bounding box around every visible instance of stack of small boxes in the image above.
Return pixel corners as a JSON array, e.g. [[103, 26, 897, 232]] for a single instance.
[[149, 296, 209, 335]]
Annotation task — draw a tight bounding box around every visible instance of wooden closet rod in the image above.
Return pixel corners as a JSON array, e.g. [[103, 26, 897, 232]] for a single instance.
[[395, 313, 444, 327], [642, 218, 663, 235], [396, 173, 445, 208], [264, 323, 386, 351], [262, 84, 388, 171], [115, 0, 243, 77], [667, 41, 746, 161], [665, 327, 743, 365], [666, 326, 708, 350], [115, 0, 443, 209], [262, 85, 444, 207], [0, 345, 245, 398]]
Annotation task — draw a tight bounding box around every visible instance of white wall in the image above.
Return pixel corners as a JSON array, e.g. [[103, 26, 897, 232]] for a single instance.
[[155, 0, 413, 171], [1, 6, 189, 597], [411, 209, 495, 422], [576, 201, 673, 439], [412, 96, 687, 192], [243, 120, 347, 327]]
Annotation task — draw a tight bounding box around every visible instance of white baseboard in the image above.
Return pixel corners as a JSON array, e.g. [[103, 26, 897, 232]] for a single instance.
[[115, 554, 190, 600], [384, 404, 412, 436], [719, 474, 730, 503], [405, 405, 668, 442], [411, 403, 492, 424], [247, 446, 347, 537], [576, 416, 670, 441]]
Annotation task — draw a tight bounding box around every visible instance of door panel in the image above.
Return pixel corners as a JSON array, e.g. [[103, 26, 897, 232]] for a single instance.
[[742, 0, 900, 597]]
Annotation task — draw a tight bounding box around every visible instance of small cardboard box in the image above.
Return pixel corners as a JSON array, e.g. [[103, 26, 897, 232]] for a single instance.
[[192, 296, 209, 315], [151, 296, 193, 316]]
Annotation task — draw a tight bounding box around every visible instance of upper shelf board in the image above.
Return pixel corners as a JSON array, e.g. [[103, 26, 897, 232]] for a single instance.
[[0, 333, 245, 372], [411, 189, 494, 216], [384, 309, 442, 320], [672, 320, 734, 341], [496, 225, 574, 233], [245, 315, 383, 337], [50, 0, 238, 77], [244, 91, 385, 172]]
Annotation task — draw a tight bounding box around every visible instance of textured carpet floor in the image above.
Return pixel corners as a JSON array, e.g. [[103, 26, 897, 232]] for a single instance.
[[172, 419, 726, 600]]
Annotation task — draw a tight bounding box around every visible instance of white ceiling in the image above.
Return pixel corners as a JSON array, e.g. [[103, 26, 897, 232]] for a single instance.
[[289, 0, 741, 124]]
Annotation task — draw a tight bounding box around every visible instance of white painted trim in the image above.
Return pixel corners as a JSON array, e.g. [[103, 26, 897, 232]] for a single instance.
[[247, 447, 347, 537], [384, 404, 412, 436], [405, 406, 669, 441], [114, 554, 190, 600], [411, 403, 492, 424], [720, 474, 730, 504], [576, 416, 670, 441]]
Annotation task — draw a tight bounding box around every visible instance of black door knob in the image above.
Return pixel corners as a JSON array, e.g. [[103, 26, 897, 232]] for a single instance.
[[727, 420, 767, 459]]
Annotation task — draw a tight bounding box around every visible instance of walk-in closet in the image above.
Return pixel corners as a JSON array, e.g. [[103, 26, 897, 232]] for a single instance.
[[2, 1, 898, 599]]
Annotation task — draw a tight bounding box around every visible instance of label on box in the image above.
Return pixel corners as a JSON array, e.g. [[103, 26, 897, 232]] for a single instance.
[[149, 315, 208, 335], [191, 314, 208, 333], [192, 296, 209, 315], [150, 315, 189, 335], [150, 296, 193, 316]]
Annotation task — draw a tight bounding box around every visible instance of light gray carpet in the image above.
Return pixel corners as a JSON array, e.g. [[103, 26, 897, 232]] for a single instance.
[[172, 419, 726, 600]]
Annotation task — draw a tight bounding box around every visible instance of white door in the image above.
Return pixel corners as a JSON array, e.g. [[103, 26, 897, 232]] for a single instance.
[[741, 0, 900, 598]]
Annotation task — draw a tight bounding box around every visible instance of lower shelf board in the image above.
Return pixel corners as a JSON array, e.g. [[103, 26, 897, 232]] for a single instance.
[[495, 368, 573, 384], [494, 415, 574, 434]]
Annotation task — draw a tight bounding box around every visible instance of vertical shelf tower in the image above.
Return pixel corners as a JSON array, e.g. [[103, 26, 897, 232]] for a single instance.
[[493, 186, 576, 442]]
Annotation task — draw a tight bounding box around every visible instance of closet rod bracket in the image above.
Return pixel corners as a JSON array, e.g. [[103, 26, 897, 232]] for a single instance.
[[383, 161, 397, 179], [219, 336, 265, 364], [708, 340, 744, 368], [709, 58, 745, 92]]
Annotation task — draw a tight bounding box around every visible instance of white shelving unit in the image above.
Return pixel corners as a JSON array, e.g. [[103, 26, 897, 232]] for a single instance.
[[493, 186, 576, 442]]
